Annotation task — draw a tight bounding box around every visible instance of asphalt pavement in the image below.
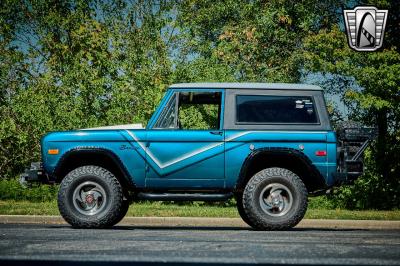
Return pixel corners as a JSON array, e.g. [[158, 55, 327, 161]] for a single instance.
[[1, 215, 400, 229], [0, 223, 399, 266]]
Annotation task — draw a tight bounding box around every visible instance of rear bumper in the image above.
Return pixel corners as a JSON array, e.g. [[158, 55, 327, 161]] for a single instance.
[[19, 162, 50, 186]]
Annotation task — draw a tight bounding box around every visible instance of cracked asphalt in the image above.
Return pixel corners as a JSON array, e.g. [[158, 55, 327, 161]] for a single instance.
[[0, 223, 399, 265]]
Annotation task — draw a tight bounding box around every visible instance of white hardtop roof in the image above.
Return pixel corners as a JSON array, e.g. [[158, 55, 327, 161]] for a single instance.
[[169, 82, 322, 91]]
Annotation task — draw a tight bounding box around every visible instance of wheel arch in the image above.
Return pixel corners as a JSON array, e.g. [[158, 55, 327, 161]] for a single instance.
[[53, 148, 135, 190], [236, 148, 327, 194]]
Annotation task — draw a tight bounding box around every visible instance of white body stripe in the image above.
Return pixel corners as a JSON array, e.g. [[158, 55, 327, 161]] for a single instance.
[[125, 130, 327, 169]]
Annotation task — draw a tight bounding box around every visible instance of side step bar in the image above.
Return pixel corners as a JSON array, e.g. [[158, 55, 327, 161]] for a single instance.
[[137, 192, 233, 202]]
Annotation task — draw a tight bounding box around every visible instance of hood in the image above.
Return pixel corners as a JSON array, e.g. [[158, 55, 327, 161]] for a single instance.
[[82, 123, 144, 130]]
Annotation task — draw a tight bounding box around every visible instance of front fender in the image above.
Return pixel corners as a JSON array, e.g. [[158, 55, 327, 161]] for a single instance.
[[53, 148, 131, 183]]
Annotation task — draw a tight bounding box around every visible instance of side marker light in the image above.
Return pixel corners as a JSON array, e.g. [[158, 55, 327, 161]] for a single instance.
[[315, 150, 327, 156], [48, 149, 59, 155]]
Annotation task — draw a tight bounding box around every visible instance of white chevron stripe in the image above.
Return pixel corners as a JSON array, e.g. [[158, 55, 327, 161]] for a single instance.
[[125, 130, 328, 169], [125, 130, 248, 169], [125, 130, 164, 168]]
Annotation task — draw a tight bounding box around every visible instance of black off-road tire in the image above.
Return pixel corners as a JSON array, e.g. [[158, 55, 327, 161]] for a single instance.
[[113, 199, 130, 225], [235, 193, 254, 227], [242, 167, 308, 230], [58, 165, 125, 228]]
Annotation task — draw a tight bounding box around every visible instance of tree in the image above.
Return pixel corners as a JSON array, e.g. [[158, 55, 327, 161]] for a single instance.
[[0, 0, 175, 178], [176, 0, 343, 82], [302, 1, 400, 208], [1, 0, 399, 210]]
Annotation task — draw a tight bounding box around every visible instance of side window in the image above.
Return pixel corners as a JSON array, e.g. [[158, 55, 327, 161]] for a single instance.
[[178, 92, 222, 130], [153, 91, 222, 130], [236, 95, 318, 124]]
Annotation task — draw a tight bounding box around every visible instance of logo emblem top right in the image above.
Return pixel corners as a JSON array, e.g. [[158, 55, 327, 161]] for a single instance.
[[344, 6, 388, 51]]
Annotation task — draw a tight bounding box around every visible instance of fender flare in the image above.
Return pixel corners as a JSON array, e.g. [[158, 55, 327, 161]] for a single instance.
[[52, 147, 135, 188], [236, 147, 327, 193]]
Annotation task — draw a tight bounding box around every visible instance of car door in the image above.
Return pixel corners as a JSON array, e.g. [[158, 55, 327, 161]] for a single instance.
[[144, 89, 225, 189]]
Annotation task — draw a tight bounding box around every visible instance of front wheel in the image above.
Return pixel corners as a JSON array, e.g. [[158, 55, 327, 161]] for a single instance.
[[113, 199, 130, 225], [242, 167, 308, 230], [58, 165, 125, 228]]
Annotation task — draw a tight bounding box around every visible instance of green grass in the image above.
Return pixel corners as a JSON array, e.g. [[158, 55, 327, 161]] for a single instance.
[[305, 209, 400, 220], [0, 200, 61, 215], [1, 200, 399, 220]]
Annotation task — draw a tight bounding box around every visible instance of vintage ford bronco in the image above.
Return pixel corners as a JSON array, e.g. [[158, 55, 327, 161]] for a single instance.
[[21, 83, 373, 230]]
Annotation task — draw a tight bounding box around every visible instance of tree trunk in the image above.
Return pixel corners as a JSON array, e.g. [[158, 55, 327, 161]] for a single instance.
[[376, 109, 388, 179]]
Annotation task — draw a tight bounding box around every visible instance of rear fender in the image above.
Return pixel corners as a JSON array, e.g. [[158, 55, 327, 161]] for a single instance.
[[236, 148, 327, 193]]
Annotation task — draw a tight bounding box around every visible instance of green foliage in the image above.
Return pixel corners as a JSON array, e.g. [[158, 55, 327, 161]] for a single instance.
[[0, 178, 58, 202], [179, 104, 219, 130], [0, 0, 399, 210], [177, 0, 343, 81], [302, 14, 400, 209], [0, 0, 174, 177], [327, 149, 400, 210], [308, 196, 336, 210], [304, 25, 400, 112]]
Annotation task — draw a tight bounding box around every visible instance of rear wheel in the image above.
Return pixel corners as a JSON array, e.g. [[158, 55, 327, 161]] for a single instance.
[[235, 193, 253, 227], [58, 165, 125, 228], [242, 167, 307, 230]]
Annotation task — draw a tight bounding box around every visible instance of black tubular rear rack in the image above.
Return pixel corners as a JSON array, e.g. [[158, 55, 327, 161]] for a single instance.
[[337, 126, 377, 183]]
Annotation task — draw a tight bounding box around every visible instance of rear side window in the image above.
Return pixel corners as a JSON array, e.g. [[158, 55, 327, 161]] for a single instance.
[[236, 95, 318, 124]]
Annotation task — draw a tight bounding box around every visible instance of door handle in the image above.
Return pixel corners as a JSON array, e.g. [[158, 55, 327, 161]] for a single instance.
[[210, 131, 223, 136]]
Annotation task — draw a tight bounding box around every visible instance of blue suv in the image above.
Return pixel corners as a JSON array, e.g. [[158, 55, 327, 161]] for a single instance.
[[21, 83, 372, 229]]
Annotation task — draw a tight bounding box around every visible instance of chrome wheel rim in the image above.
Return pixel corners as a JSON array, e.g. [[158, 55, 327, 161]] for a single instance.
[[72, 181, 107, 216], [259, 183, 293, 217]]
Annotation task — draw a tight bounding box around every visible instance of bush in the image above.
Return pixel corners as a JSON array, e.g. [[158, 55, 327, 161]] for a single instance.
[[0, 178, 58, 202], [327, 147, 400, 210], [308, 196, 336, 209], [327, 172, 400, 210]]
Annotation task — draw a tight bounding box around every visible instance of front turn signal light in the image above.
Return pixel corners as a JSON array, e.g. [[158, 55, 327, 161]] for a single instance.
[[48, 149, 59, 155]]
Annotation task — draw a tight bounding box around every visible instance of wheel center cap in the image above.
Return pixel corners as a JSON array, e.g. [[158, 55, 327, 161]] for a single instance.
[[271, 196, 281, 206], [85, 194, 95, 204]]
